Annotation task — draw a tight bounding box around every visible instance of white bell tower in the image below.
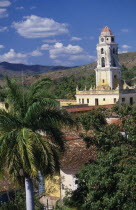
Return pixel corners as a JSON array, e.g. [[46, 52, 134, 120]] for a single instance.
[[95, 26, 122, 90]]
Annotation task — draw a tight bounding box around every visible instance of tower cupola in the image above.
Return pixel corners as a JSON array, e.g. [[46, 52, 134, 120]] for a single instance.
[[99, 26, 115, 44]]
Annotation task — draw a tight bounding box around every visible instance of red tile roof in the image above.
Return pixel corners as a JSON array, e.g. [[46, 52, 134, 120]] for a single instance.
[[60, 135, 96, 170], [101, 26, 113, 35], [66, 104, 114, 113], [107, 118, 122, 125]]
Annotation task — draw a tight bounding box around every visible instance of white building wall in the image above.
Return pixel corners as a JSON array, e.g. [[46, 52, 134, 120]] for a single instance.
[[76, 92, 136, 106], [60, 169, 78, 199], [76, 94, 120, 106]]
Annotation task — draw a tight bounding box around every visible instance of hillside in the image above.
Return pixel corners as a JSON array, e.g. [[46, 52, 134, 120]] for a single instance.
[[22, 52, 136, 85], [0, 52, 136, 87]]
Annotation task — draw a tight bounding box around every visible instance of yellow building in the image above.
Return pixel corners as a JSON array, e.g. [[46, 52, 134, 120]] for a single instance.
[[75, 26, 136, 106]]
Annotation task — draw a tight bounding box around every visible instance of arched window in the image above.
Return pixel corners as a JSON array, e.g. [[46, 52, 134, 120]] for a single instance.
[[101, 57, 105, 67], [101, 48, 104, 54], [112, 58, 116, 67], [113, 48, 115, 54], [111, 37, 114, 42]]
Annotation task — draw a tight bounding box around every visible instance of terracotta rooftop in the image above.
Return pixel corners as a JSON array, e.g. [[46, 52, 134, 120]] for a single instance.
[[66, 104, 114, 113], [101, 26, 113, 35], [60, 134, 96, 170], [106, 117, 122, 126]]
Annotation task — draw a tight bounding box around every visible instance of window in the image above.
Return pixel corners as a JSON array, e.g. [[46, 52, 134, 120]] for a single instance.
[[111, 37, 114, 42], [130, 97, 133, 105], [103, 98, 105, 101], [87, 99, 89, 103], [95, 99, 99, 106], [114, 98, 117, 103], [113, 48, 115, 54], [101, 48, 104, 54], [82, 99, 84, 104], [79, 99, 81, 104], [101, 57, 105, 67], [114, 75, 117, 79], [101, 38, 104, 42], [73, 176, 78, 191], [122, 98, 125, 103], [112, 58, 116, 67], [107, 38, 109, 40], [102, 79, 105, 83]]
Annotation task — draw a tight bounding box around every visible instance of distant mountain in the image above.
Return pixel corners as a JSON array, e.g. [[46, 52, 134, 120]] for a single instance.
[[0, 62, 70, 77], [0, 52, 136, 84]]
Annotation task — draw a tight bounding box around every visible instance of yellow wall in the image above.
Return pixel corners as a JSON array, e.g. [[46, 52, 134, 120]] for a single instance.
[[56, 99, 77, 107], [45, 173, 60, 198], [97, 70, 109, 86]]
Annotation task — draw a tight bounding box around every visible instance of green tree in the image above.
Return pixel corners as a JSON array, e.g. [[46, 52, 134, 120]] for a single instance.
[[79, 108, 107, 134], [0, 77, 75, 210]]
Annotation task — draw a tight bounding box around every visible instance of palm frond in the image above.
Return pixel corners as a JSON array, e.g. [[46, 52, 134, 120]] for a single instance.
[[0, 109, 22, 132], [0, 76, 75, 183], [27, 77, 53, 104], [5, 76, 27, 116], [25, 101, 76, 131]]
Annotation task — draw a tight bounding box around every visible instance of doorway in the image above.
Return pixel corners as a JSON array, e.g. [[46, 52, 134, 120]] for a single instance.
[[95, 98, 99, 106], [130, 97, 133, 105]]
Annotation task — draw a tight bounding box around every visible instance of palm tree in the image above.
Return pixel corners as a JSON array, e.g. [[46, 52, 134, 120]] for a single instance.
[[0, 77, 75, 210]]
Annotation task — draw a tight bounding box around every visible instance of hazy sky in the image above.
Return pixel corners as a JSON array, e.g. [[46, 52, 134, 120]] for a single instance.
[[0, 0, 135, 66]]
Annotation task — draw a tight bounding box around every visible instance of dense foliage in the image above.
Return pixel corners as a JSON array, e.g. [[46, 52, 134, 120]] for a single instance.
[[0, 74, 96, 102], [79, 108, 107, 133], [42, 74, 96, 100], [122, 65, 136, 83], [61, 105, 136, 210]]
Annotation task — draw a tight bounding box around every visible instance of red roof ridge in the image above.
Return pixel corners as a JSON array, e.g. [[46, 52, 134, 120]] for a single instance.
[[101, 26, 113, 35]]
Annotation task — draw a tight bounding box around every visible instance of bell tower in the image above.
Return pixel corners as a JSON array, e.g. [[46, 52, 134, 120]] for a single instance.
[[95, 26, 121, 90]]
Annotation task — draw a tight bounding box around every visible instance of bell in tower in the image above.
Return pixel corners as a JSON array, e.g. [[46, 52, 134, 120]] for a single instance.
[[95, 26, 122, 90]]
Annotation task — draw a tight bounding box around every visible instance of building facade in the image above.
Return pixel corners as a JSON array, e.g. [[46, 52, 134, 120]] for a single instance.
[[76, 26, 136, 106]]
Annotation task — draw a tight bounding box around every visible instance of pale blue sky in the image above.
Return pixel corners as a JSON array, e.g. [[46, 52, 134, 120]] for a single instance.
[[0, 0, 135, 66]]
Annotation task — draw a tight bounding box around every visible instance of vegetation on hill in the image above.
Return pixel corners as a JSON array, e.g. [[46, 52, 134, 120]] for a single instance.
[[0, 63, 135, 102], [0, 52, 136, 101]]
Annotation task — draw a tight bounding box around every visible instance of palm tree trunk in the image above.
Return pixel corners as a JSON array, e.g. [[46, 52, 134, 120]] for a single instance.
[[25, 177, 34, 210], [38, 171, 45, 195]]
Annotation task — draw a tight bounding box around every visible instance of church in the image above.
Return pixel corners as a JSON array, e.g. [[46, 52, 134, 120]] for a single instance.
[[71, 26, 136, 107]]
